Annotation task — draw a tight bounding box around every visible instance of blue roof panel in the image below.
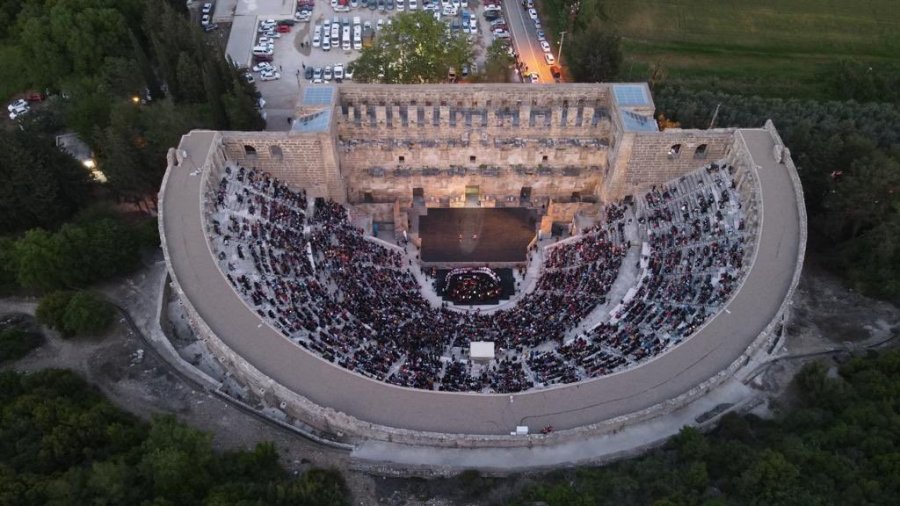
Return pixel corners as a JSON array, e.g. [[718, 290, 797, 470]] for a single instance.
[[303, 86, 334, 106], [620, 110, 658, 132], [613, 85, 649, 107]]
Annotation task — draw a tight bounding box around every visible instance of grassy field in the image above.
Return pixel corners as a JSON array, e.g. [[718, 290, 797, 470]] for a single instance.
[[584, 0, 900, 98]]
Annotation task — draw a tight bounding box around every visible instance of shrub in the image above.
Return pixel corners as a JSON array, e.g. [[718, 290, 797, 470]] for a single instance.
[[0, 328, 43, 364], [37, 291, 114, 337]]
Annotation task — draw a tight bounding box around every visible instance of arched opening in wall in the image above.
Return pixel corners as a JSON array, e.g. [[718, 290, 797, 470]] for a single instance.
[[668, 144, 682, 159], [244, 145, 257, 161], [694, 143, 708, 159], [269, 145, 283, 161]]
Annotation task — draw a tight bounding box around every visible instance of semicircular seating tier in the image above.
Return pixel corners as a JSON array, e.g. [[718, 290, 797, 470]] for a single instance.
[[206, 160, 756, 393]]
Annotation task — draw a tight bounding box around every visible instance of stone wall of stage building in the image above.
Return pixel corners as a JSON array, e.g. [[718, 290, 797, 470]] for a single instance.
[[221, 131, 346, 203], [334, 84, 616, 203], [342, 164, 606, 203], [600, 130, 736, 202], [335, 83, 616, 140]]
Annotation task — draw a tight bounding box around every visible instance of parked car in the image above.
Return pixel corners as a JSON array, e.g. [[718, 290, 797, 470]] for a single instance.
[[277, 24, 291, 33], [324, 65, 333, 81], [200, 14, 211, 25], [409, 0, 417, 9], [528, 8, 537, 20], [334, 63, 345, 81], [259, 70, 281, 81], [540, 40, 551, 52], [544, 53, 555, 65], [549, 65, 561, 80], [243, 72, 255, 83], [202, 3, 214, 14], [313, 67, 323, 80], [253, 62, 274, 72], [7, 99, 28, 112], [8, 104, 29, 120], [305, 67, 314, 80]]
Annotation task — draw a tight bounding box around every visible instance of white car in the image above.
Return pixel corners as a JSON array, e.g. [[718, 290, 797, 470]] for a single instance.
[[201, 14, 211, 25], [322, 37, 331, 50], [7, 99, 28, 112], [313, 33, 321, 47], [334, 63, 345, 80], [8, 104, 29, 120], [313, 67, 323, 80], [544, 53, 555, 65], [469, 19, 476, 32], [484, 4, 501, 11], [376, 18, 384, 30], [397, 0, 404, 10], [409, 0, 417, 10], [253, 62, 274, 72], [540, 40, 551, 52], [202, 3, 214, 14], [528, 8, 537, 20], [324, 65, 333, 81], [259, 70, 281, 81]]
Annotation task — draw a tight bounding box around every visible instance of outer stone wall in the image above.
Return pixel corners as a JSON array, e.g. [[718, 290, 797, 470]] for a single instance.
[[221, 131, 346, 203]]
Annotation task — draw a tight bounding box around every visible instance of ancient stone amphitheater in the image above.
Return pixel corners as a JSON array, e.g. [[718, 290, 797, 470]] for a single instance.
[[159, 83, 806, 449]]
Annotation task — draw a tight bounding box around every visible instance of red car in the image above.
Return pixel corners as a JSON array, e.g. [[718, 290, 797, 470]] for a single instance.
[[277, 24, 291, 33]]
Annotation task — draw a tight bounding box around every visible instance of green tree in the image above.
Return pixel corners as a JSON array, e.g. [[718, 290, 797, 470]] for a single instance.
[[352, 11, 473, 84], [36, 290, 113, 337], [36, 290, 74, 332], [565, 19, 622, 83], [0, 130, 92, 235], [0, 328, 43, 364], [481, 39, 514, 83], [13, 229, 67, 291], [60, 291, 114, 337]]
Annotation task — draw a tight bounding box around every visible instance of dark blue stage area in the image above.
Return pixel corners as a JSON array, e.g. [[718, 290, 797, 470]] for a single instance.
[[419, 208, 536, 263]]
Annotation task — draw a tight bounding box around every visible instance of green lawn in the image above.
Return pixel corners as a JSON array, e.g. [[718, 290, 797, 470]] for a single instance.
[[590, 0, 900, 97]]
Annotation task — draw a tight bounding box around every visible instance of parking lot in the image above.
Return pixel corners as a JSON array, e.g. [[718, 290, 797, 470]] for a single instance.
[[229, 0, 503, 130]]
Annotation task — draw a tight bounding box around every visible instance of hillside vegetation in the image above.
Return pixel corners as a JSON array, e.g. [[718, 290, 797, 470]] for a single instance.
[[544, 0, 900, 99]]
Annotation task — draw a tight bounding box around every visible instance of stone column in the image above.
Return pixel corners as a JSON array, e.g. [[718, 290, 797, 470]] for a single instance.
[[582, 106, 595, 129]]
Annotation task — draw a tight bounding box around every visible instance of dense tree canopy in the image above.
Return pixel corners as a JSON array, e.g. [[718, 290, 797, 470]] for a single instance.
[[352, 11, 473, 84], [565, 19, 623, 83], [1, 0, 263, 207], [0, 129, 91, 236], [0, 369, 350, 505]]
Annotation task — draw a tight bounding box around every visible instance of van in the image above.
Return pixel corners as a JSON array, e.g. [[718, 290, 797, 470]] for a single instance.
[[252, 46, 273, 56]]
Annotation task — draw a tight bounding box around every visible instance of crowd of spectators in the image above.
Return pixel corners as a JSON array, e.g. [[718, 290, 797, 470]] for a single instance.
[[207, 161, 752, 393]]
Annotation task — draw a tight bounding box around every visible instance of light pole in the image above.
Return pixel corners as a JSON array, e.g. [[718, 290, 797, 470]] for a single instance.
[[557, 31, 566, 66]]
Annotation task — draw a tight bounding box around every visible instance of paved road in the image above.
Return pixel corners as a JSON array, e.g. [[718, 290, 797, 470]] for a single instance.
[[502, 0, 552, 82], [160, 127, 803, 435]]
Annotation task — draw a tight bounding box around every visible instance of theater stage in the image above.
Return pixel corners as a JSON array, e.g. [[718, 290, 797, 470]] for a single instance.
[[419, 208, 536, 263]]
